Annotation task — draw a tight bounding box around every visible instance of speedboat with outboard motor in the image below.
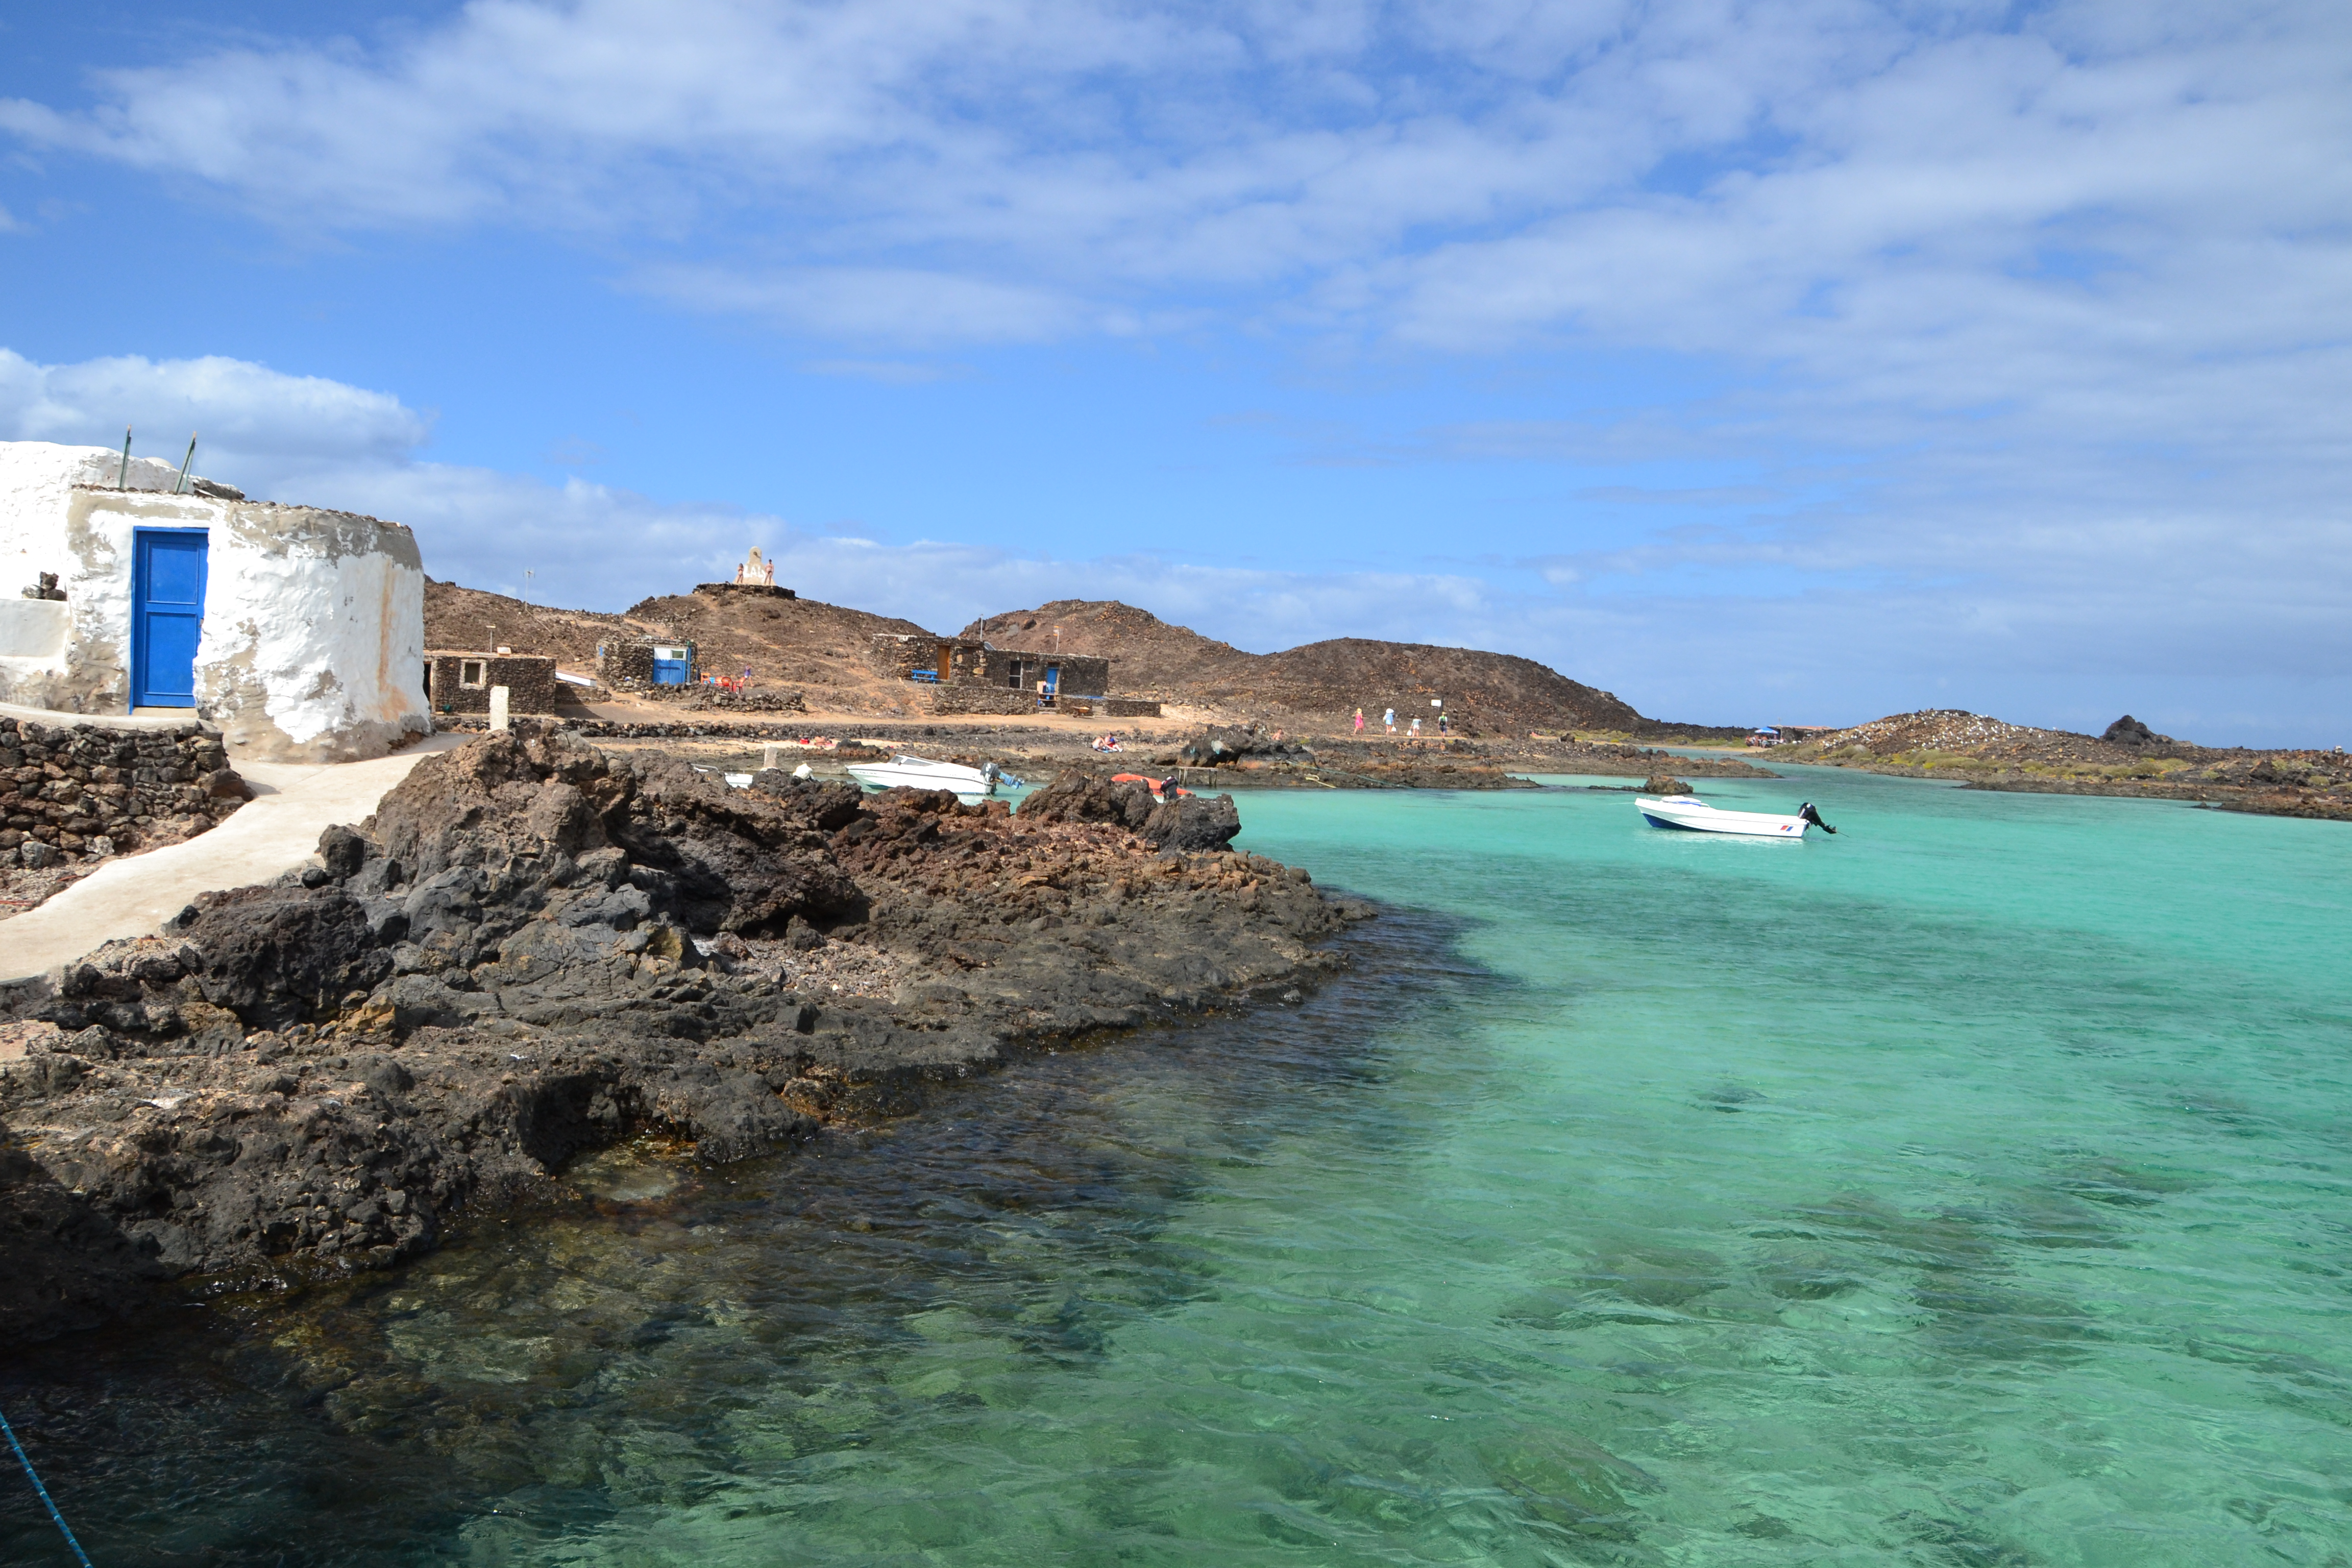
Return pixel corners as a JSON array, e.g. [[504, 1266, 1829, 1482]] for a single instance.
[[1634, 794, 1836, 838], [844, 754, 1025, 805]]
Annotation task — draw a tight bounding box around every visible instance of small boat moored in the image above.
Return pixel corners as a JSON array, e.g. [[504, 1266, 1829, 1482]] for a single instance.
[[1635, 795, 1836, 838], [844, 754, 1025, 805]]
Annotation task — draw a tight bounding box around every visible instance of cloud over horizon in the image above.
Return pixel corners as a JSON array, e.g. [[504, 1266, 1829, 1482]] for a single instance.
[[1, 3, 2345, 743], [2, 343, 2340, 745]]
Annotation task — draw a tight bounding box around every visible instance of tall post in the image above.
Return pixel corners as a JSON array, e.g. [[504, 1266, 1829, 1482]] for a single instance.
[[489, 686, 510, 732], [117, 427, 132, 489], [173, 433, 198, 494]]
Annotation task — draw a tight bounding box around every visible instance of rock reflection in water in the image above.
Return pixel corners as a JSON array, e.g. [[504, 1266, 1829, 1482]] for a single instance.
[[0, 912, 1484, 1567]]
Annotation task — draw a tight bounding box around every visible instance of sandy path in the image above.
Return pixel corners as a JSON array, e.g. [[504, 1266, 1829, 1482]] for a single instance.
[[0, 733, 468, 987]]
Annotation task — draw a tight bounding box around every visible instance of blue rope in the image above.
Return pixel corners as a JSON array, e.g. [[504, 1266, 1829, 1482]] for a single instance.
[[0, 1400, 95, 1567]]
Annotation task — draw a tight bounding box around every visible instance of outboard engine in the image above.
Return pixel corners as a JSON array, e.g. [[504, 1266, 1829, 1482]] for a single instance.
[[982, 761, 1002, 791], [1798, 801, 1837, 835]]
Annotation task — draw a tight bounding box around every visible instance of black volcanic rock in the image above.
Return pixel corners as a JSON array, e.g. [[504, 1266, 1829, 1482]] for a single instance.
[[0, 731, 1360, 1343], [2101, 715, 2174, 748]]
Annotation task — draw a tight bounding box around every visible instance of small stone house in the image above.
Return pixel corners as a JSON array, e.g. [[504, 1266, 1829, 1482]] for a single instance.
[[598, 636, 697, 688], [425, 650, 557, 715], [867, 633, 1110, 698], [0, 440, 429, 762]]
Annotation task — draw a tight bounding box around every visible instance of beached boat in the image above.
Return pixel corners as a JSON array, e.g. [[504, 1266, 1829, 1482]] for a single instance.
[[1110, 771, 1191, 802], [1634, 795, 1835, 838], [845, 754, 1024, 804]]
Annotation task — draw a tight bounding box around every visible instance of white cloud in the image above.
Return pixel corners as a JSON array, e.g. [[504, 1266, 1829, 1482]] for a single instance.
[[8, 1, 2342, 360], [4, 0, 2349, 747], [0, 349, 430, 467], [6, 6, 2347, 654], [2, 341, 2343, 742]]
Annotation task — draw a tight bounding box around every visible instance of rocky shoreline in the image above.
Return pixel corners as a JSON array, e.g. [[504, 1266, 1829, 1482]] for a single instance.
[[1769, 710, 2352, 823], [1146, 725, 1772, 791], [0, 733, 1366, 1346]]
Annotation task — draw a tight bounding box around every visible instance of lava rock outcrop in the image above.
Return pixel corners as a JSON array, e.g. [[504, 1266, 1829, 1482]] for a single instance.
[[0, 731, 1360, 1342]]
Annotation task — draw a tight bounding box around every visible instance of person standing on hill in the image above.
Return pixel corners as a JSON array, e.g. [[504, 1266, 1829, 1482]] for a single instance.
[[1353, 708, 1365, 734], [1438, 710, 1449, 736], [1383, 708, 1395, 734], [1409, 716, 1422, 741]]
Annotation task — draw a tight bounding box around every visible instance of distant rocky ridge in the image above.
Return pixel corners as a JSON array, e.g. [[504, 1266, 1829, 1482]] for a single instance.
[[422, 578, 933, 715], [963, 599, 1673, 734], [426, 577, 1699, 736], [1784, 708, 2352, 821]]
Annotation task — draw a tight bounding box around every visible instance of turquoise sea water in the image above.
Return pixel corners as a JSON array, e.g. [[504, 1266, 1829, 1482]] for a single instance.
[[5, 766, 2350, 1564]]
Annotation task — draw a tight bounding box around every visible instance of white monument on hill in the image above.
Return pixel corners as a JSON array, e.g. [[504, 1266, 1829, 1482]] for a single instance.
[[735, 547, 775, 587]]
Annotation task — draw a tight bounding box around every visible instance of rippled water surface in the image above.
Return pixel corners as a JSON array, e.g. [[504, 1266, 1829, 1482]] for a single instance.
[[7, 766, 2351, 1564]]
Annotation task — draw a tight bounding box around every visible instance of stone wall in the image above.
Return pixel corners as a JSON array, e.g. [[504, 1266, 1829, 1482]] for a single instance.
[[1049, 654, 1115, 696], [932, 685, 1042, 716], [1, 717, 248, 864], [425, 652, 558, 715], [942, 644, 1113, 695], [598, 638, 697, 689], [868, 634, 1120, 701], [1101, 697, 1163, 718], [869, 633, 947, 680], [625, 683, 807, 714]]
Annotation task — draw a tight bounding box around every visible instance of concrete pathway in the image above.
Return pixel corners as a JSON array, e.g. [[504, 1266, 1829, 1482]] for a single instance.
[[0, 733, 468, 984]]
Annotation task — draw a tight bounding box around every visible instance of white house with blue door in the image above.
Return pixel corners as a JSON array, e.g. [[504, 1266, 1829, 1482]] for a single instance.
[[0, 440, 431, 762]]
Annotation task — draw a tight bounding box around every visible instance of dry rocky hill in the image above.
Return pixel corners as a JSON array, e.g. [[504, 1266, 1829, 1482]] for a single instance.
[[423, 578, 935, 715], [1781, 708, 2352, 820], [964, 599, 1659, 734], [427, 580, 1685, 734]]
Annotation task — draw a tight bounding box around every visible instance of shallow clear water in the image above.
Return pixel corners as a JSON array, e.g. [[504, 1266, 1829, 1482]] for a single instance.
[[7, 767, 2351, 1564]]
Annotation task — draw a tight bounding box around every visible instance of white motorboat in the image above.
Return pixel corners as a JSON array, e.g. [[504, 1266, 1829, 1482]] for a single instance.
[[844, 754, 1025, 805], [1634, 795, 1835, 838]]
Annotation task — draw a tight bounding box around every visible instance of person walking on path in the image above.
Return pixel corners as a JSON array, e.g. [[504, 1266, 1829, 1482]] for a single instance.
[[1438, 710, 1449, 736], [1409, 716, 1422, 741], [1384, 708, 1396, 735], [1353, 708, 1364, 734]]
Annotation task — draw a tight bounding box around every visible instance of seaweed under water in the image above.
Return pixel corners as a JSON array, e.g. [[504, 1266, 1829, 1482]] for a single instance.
[[5, 768, 2351, 1565]]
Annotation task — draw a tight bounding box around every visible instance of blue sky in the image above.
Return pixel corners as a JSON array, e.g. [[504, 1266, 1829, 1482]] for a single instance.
[[3, 1, 2347, 742]]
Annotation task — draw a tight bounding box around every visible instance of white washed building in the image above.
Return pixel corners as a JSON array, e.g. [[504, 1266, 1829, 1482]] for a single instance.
[[0, 440, 430, 762]]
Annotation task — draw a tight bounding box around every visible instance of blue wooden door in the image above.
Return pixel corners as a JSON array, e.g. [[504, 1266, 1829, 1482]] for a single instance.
[[133, 529, 208, 707]]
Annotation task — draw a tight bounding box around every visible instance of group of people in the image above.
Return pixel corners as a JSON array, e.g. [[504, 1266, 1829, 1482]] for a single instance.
[[1090, 732, 1125, 752], [1352, 706, 1449, 740]]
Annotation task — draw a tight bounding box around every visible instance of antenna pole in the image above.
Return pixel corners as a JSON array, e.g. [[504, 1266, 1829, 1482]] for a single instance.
[[174, 433, 198, 494], [117, 427, 133, 489]]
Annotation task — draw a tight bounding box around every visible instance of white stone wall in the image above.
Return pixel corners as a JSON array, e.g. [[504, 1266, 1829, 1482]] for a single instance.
[[1, 442, 183, 711], [186, 496, 430, 762], [0, 440, 430, 762]]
